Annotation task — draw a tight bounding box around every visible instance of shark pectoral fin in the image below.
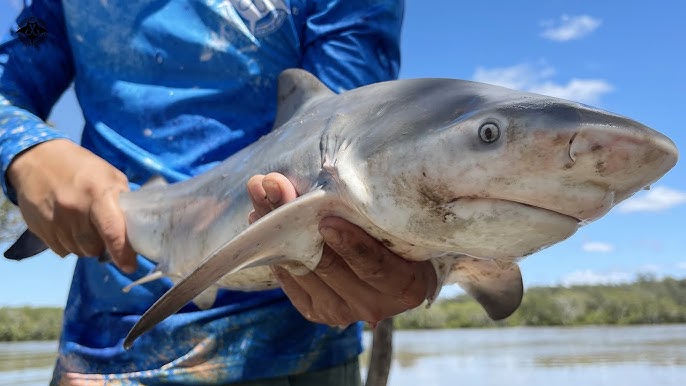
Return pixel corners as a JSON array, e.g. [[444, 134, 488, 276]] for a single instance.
[[124, 270, 219, 309], [448, 257, 523, 320], [4, 229, 49, 260], [123, 188, 339, 349], [164, 275, 219, 310]]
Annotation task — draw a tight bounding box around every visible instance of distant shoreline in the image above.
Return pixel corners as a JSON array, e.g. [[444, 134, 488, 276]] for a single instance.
[[394, 276, 686, 330], [2, 276, 685, 341]]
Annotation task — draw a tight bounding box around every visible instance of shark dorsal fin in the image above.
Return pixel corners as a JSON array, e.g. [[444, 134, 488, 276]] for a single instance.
[[273, 69, 334, 128]]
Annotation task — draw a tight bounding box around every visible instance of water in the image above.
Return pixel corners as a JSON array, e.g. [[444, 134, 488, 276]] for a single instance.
[[362, 324, 686, 386], [1, 325, 684, 385], [0, 341, 56, 385]]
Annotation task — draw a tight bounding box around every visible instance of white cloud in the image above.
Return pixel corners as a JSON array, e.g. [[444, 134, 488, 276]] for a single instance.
[[638, 264, 662, 274], [560, 270, 632, 287], [528, 79, 613, 105], [473, 63, 555, 91], [618, 186, 686, 213], [541, 15, 602, 42], [472, 62, 613, 104], [581, 242, 615, 253]]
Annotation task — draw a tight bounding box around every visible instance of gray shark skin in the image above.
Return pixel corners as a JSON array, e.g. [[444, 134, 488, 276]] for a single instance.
[[5, 69, 678, 351]]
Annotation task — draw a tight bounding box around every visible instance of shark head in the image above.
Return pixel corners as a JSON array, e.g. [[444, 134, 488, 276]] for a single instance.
[[342, 79, 679, 261]]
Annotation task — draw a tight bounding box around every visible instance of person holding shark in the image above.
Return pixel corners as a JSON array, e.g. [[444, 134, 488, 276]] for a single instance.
[[0, 0, 439, 384]]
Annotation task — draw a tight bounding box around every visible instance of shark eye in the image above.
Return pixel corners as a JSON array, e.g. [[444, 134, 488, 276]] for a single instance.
[[479, 122, 500, 143]]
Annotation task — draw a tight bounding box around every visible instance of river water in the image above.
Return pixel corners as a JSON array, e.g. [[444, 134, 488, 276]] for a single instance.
[[1, 325, 684, 385], [0, 340, 56, 386], [362, 324, 686, 386]]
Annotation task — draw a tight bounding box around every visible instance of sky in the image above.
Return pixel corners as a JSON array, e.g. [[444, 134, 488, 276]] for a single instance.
[[0, 0, 684, 306]]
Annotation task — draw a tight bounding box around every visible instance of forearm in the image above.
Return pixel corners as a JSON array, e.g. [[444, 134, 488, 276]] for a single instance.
[[0, 0, 76, 202], [0, 100, 71, 203]]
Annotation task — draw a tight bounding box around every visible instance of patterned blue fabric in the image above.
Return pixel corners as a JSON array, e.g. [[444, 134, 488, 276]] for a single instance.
[[0, 0, 402, 384]]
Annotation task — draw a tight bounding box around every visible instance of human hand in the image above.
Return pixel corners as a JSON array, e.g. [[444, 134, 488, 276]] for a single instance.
[[7, 139, 137, 272], [247, 173, 437, 326]]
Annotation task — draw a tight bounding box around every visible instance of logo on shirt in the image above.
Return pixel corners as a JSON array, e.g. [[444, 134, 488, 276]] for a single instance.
[[15, 16, 48, 46], [228, 0, 290, 37]]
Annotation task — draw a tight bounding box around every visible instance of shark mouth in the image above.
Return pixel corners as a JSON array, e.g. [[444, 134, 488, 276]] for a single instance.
[[472, 190, 616, 225], [444, 196, 605, 226], [511, 201, 584, 223]]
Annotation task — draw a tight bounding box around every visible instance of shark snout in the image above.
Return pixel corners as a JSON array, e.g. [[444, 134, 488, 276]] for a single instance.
[[566, 118, 678, 204], [567, 129, 635, 176]]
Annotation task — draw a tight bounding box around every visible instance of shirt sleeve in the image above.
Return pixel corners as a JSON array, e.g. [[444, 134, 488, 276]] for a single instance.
[[0, 0, 76, 203], [300, 0, 404, 92]]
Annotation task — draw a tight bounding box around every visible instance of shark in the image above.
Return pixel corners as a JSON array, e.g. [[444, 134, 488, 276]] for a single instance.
[[5, 69, 678, 352]]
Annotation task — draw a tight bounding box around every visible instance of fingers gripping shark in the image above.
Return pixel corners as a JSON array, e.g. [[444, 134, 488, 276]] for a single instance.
[[6, 69, 678, 350]]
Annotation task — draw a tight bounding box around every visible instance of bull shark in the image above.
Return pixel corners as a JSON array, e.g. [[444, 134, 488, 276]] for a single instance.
[[5, 69, 678, 351]]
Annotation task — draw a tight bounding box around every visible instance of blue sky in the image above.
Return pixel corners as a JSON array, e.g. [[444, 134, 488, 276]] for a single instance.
[[0, 0, 684, 306]]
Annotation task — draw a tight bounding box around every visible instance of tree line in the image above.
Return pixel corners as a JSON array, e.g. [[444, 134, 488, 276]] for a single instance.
[[395, 275, 686, 329], [0, 306, 62, 341], [1, 276, 685, 341]]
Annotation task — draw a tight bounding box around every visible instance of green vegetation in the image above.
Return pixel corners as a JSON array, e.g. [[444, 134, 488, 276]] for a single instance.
[[0, 307, 62, 341], [1, 277, 685, 341], [396, 275, 686, 329]]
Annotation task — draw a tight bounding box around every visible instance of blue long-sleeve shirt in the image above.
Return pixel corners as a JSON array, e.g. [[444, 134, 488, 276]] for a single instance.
[[0, 1, 402, 384]]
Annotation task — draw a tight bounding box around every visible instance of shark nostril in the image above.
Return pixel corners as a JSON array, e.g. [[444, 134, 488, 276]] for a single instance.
[[567, 132, 578, 163]]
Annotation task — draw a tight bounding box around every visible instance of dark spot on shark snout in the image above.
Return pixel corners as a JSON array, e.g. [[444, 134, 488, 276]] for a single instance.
[[552, 133, 568, 146]]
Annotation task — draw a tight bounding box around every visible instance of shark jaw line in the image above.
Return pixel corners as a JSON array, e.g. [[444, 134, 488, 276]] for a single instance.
[[504, 200, 582, 223], [446, 197, 583, 223]]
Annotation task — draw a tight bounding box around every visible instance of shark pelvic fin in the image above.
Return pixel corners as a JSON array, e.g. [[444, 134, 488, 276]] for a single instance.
[[124, 188, 339, 349], [188, 286, 218, 310], [449, 257, 523, 320], [273, 68, 335, 128]]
